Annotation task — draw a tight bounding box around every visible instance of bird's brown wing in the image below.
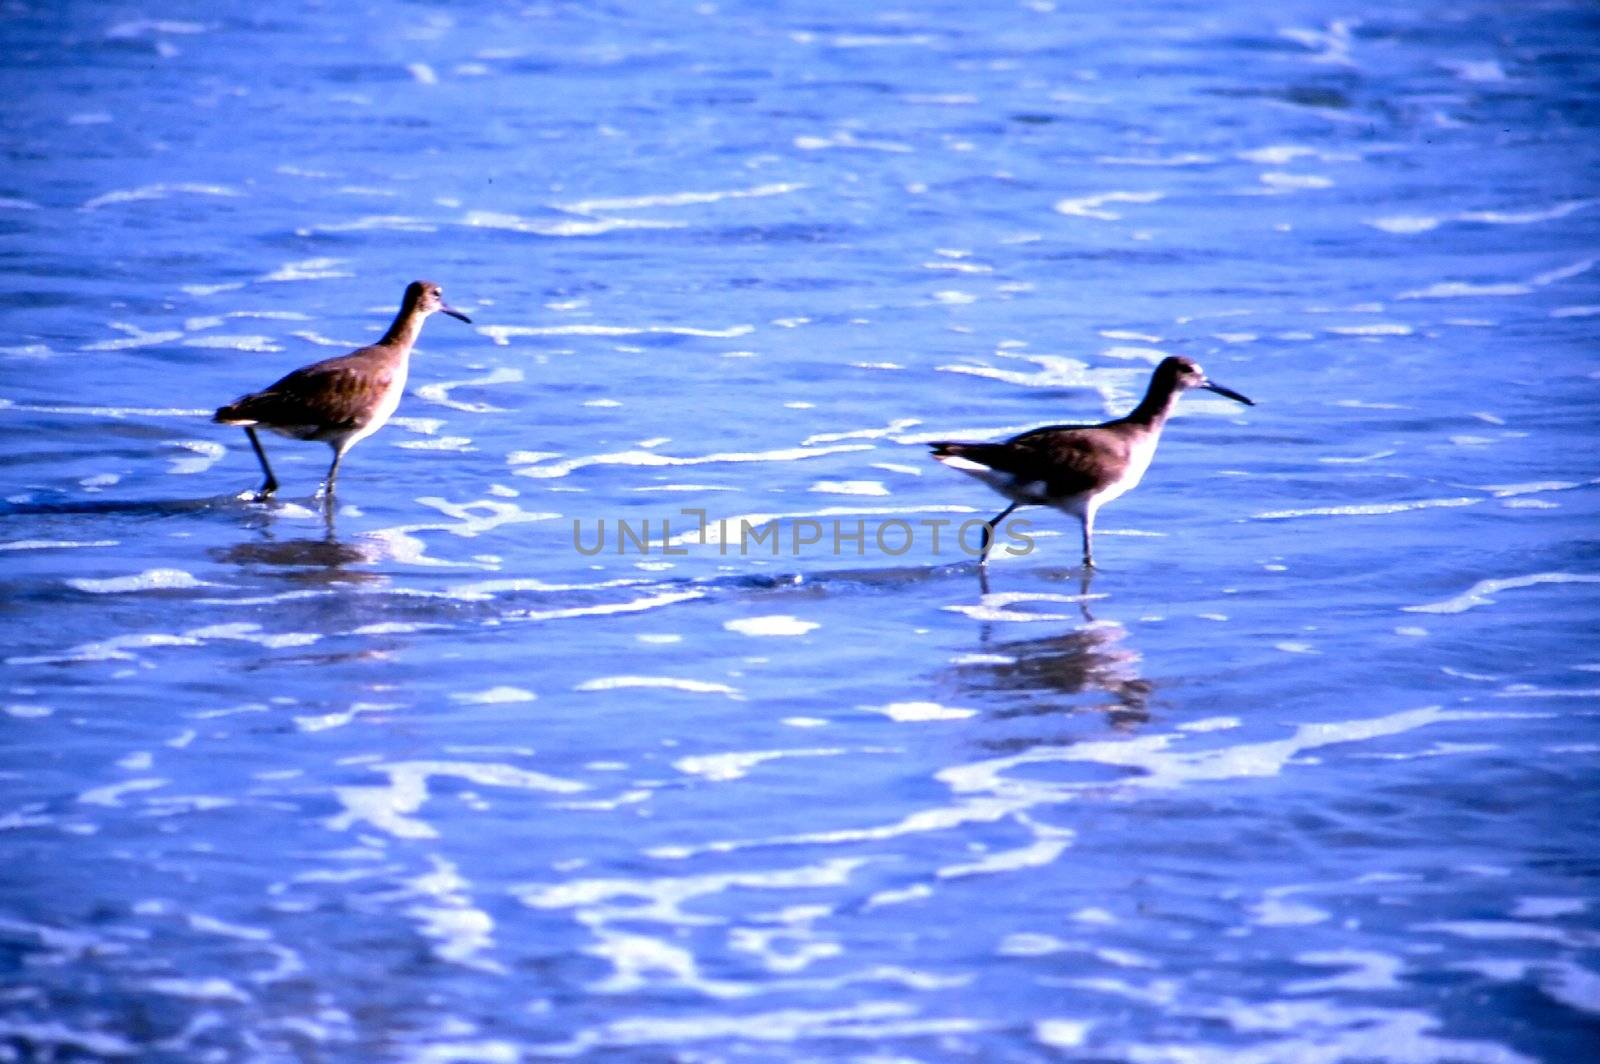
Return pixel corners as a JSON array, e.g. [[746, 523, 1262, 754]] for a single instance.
[[1012, 425, 1129, 495], [214, 354, 387, 429], [932, 424, 1124, 497]]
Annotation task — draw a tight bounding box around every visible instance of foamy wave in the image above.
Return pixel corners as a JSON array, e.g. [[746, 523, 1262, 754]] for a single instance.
[[724, 615, 820, 637], [809, 480, 889, 496], [299, 215, 439, 234], [328, 760, 586, 839], [460, 209, 684, 237], [574, 675, 742, 698], [942, 705, 1512, 800], [80, 182, 242, 211], [510, 587, 706, 622], [940, 816, 1073, 878], [1053, 190, 1164, 220], [674, 747, 846, 781], [945, 592, 1098, 623], [181, 334, 282, 352], [259, 257, 352, 283], [794, 131, 913, 153], [1325, 323, 1413, 336], [559, 182, 806, 213], [1403, 572, 1600, 615], [81, 322, 184, 351], [451, 686, 538, 704], [414, 367, 523, 413], [480, 322, 753, 344], [1, 539, 118, 552], [366, 498, 560, 568], [1254, 497, 1480, 520], [512, 443, 871, 481], [802, 417, 921, 446], [863, 701, 977, 722], [68, 569, 213, 594], [1399, 256, 1596, 300]]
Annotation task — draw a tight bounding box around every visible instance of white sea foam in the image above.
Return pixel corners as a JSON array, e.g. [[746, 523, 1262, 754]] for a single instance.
[[81, 322, 184, 351], [803, 417, 921, 446], [538, 1000, 980, 1053], [559, 182, 806, 213], [1399, 281, 1533, 299], [451, 686, 538, 705], [1404, 572, 1600, 615], [1, 539, 118, 552], [79, 778, 167, 807], [181, 334, 282, 352], [259, 257, 352, 282], [724, 615, 820, 637], [327, 760, 586, 839], [300, 214, 439, 234], [513, 443, 871, 481], [944, 592, 1097, 623], [366, 498, 559, 568], [1035, 1019, 1092, 1049], [794, 131, 913, 153], [480, 322, 752, 344], [1325, 322, 1412, 336], [1367, 215, 1441, 234], [864, 701, 977, 722], [142, 976, 249, 1003], [414, 367, 523, 413], [575, 675, 741, 698], [68, 569, 212, 594], [809, 480, 889, 496], [1053, 190, 1164, 220], [80, 182, 242, 211], [940, 705, 1512, 802], [673, 747, 848, 782], [186, 623, 319, 649], [1254, 497, 1480, 520], [460, 209, 684, 237], [1258, 171, 1334, 190], [510, 587, 706, 622], [939, 817, 1073, 877]]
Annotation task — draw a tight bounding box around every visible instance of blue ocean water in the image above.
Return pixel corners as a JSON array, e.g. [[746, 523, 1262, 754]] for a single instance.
[[2, 1, 1599, 1060]]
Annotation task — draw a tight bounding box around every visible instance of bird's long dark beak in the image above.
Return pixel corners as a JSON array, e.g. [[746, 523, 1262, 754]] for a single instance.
[[441, 305, 472, 324], [1202, 380, 1254, 406]]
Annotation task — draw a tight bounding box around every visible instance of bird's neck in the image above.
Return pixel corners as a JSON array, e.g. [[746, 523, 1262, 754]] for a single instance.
[[1125, 377, 1180, 427], [378, 305, 428, 349]]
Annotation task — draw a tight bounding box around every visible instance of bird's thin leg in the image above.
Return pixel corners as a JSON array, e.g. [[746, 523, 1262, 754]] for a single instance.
[[244, 427, 278, 498], [979, 502, 1020, 567], [320, 445, 346, 499], [1080, 507, 1096, 570]]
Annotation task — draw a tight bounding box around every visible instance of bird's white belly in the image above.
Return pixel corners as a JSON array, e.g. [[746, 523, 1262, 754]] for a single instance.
[[1089, 433, 1159, 509]]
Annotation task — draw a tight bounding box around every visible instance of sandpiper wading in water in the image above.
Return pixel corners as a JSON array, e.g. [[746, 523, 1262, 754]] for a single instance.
[[214, 279, 471, 499], [930, 355, 1254, 569]]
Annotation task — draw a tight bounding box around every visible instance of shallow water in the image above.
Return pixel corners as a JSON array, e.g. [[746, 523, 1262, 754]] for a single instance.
[[3, 1, 1599, 1060]]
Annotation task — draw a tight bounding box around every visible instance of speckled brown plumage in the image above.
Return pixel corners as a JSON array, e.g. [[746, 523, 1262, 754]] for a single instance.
[[213, 279, 471, 499], [931, 355, 1253, 569]]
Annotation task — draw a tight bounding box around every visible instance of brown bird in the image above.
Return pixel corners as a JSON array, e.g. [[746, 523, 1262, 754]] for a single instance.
[[213, 279, 471, 499], [930, 355, 1253, 569]]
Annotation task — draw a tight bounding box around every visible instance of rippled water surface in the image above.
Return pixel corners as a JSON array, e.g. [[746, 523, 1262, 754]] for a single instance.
[[4, 2, 1599, 1060]]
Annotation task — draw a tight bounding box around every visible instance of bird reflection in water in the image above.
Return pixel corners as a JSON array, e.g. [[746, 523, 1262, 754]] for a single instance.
[[958, 572, 1152, 730], [212, 504, 382, 587]]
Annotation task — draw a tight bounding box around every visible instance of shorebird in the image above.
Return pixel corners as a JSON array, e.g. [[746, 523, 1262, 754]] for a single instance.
[[214, 279, 471, 499], [930, 355, 1253, 569]]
